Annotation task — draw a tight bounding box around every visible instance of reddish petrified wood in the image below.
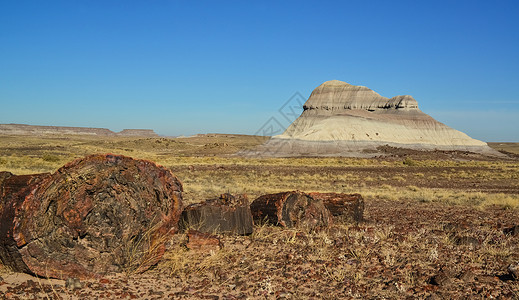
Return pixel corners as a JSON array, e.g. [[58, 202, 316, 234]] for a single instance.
[[250, 191, 332, 231], [181, 193, 253, 235], [0, 154, 183, 279], [308, 192, 364, 223], [185, 230, 223, 252], [0, 171, 50, 274]]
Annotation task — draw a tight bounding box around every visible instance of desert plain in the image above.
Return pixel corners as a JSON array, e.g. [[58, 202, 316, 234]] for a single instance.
[[0, 133, 518, 299]]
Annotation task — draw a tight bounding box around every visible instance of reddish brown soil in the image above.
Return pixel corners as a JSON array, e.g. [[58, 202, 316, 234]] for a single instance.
[[1, 198, 517, 299]]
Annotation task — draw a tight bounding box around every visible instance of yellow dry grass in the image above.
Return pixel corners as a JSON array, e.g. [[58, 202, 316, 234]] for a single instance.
[[1, 134, 518, 209], [1, 135, 518, 298]]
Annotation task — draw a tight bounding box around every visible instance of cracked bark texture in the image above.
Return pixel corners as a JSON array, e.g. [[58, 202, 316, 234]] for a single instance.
[[181, 193, 253, 235], [308, 192, 364, 223], [0, 154, 183, 279], [0, 171, 50, 274], [250, 191, 332, 231]]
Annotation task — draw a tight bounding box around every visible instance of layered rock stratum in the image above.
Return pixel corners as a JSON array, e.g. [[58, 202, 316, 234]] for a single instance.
[[0, 124, 158, 137], [248, 80, 499, 157]]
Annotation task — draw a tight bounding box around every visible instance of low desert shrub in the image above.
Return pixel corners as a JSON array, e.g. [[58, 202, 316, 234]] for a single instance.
[[42, 154, 61, 162], [402, 157, 418, 166]]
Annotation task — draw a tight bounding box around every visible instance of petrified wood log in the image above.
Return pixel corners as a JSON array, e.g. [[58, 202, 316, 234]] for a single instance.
[[0, 171, 50, 274], [181, 193, 253, 235], [0, 154, 183, 279], [308, 192, 364, 223], [250, 191, 332, 231]]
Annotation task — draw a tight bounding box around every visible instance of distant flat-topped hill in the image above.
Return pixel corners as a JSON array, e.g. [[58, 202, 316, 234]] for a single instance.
[[245, 80, 501, 157], [0, 124, 158, 137]]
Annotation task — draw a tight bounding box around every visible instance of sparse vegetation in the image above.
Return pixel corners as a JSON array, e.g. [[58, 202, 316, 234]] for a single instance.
[[1, 135, 518, 298]]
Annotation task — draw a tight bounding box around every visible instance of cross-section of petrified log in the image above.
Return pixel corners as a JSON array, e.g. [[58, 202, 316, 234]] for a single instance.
[[0, 171, 50, 274], [308, 192, 364, 223], [181, 193, 253, 235], [1, 154, 183, 279], [250, 191, 332, 231]]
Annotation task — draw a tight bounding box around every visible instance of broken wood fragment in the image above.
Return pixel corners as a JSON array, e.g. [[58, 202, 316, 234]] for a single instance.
[[185, 230, 223, 252], [181, 193, 253, 235]]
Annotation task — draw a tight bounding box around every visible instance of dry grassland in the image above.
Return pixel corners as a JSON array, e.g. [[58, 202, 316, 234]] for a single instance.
[[1, 135, 518, 208], [0, 134, 518, 298]]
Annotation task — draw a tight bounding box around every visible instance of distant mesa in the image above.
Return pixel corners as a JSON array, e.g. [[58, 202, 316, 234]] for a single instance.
[[0, 124, 158, 137], [117, 129, 158, 137], [247, 80, 499, 157]]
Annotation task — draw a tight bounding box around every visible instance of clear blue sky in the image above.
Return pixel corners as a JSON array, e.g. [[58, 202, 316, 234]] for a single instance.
[[1, 0, 518, 141]]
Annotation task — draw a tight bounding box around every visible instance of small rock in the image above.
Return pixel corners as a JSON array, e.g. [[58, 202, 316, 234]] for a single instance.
[[74, 278, 82, 289], [454, 236, 480, 247], [476, 275, 499, 284], [458, 270, 476, 282], [185, 230, 223, 252], [504, 225, 519, 236], [66, 277, 82, 290], [65, 278, 74, 289], [508, 262, 519, 280], [430, 268, 453, 286]]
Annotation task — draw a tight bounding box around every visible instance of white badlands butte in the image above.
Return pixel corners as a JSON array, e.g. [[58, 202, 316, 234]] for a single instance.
[[253, 80, 497, 157]]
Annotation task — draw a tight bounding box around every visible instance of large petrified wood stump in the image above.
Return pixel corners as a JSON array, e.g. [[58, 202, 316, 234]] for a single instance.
[[250, 191, 332, 231], [181, 193, 253, 235], [0, 154, 183, 279], [308, 192, 364, 223], [0, 171, 50, 274]]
